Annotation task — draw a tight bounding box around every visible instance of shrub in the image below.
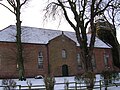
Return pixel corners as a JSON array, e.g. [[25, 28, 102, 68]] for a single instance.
[[2, 79, 16, 90], [44, 76, 55, 90]]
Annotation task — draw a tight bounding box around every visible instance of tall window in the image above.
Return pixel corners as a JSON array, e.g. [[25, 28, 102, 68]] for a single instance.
[[62, 49, 67, 59], [0, 55, 1, 69], [104, 52, 109, 67], [38, 51, 43, 69], [91, 54, 96, 69], [77, 53, 82, 69], [17, 63, 19, 70]]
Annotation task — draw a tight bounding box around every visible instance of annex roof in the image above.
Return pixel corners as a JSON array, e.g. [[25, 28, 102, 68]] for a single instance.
[[0, 25, 110, 48]]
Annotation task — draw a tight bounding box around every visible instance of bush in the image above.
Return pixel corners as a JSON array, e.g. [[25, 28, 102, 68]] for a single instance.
[[2, 79, 16, 90], [44, 76, 55, 90], [75, 72, 96, 90]]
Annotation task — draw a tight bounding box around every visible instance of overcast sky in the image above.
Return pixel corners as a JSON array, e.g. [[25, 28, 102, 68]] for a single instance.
[[0, 0, 120, 43], [0, 0, 72, 31]]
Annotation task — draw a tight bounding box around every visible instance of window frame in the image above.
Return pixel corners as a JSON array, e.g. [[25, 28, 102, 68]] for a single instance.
[[103, 52, 109, 67], [91, 53, 96, 69], [62, 49, 67, 59], [38, 51, 43, 69], [77, 53, 82, 69]]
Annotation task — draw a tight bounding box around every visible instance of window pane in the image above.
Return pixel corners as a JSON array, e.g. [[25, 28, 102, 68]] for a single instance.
[[77, 53, 82, 68], [38, 51, 43, 69], [0, 55, 1, 67], [92, 54, 96, 69], [62, 49, 67, 58], [104, 53, 109, 67]]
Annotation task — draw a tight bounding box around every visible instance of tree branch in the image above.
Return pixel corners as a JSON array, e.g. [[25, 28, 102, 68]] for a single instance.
[[0, 3, 15, 14], [95, 0, 102, 12], [7, 0, 16, 10], [58, 0, 76, 30], [20, 0, 28, 8], [95, 0, 112, 16]]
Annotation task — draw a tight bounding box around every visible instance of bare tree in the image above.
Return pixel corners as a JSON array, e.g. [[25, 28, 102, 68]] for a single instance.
[[44, 0, 113, 89], [0, 0, 29, 81], [97, 0, 120, 68]]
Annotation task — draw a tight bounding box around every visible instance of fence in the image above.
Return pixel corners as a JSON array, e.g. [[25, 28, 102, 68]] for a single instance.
[[55, 78, 120, 90], [0, 78, 120, 90]]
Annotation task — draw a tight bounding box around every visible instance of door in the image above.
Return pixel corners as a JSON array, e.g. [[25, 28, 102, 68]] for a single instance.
[[62, 64, 69, 76]]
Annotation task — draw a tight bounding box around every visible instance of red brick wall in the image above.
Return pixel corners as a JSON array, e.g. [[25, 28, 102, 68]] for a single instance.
[[76, 47, 114, 74], [0, 36, 118, 78], [0, 42, 18, 78], [93, 48, 114, 73], [0, 42, 48, 78], [23, 43, 48, 77], [48, 34, 78, 76]]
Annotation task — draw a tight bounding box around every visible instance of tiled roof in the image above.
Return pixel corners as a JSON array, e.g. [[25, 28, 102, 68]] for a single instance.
[[0, 25, 110, 48]]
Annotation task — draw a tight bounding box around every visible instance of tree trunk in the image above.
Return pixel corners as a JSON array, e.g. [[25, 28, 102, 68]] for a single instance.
[[118, 45, 120, 66], [16, 0, 25, 81], [86, 0, 96, 89]]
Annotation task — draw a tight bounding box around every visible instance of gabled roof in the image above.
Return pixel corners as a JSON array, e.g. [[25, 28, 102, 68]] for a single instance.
[[0, 25, 110, 48]]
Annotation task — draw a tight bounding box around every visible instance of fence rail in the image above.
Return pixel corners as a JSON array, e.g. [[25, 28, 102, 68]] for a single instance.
[[0, 78, 120, 90]]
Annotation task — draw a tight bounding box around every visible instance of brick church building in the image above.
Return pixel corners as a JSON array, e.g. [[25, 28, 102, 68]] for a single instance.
[[0, 25, 118, 78]]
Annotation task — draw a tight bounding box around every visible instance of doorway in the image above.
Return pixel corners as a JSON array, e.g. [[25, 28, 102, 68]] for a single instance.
[[62, 64, 69, 76]]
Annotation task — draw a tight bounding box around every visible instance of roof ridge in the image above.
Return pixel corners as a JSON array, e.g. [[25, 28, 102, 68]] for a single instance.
[[0, 25, 111, 48]]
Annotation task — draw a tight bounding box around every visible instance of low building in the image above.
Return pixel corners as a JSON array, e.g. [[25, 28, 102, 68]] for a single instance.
[[0, 25, 118, 78]]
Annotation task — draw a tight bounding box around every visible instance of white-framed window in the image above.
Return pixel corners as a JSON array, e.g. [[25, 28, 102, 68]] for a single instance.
[[77, 53, 82, 69], [17, 63, 19, 70], [0, 55, 1, 69], [91, 54, 96, 69], [104, 52, 109, 67], [62, 49, 67, 59], [38, 51, 43, 69]]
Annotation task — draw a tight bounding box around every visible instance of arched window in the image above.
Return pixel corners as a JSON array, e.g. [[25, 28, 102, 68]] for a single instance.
[[38, 51, 43, 69], [17, 63, 19, 70], [62, 49, 67, 59]]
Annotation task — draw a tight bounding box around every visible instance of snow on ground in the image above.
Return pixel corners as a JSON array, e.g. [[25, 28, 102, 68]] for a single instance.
[[0, 75, 120, 90]]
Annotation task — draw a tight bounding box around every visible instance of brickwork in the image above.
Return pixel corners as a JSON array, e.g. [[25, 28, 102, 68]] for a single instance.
[[0, 35, 118, 78], [48, 34, 77, 76], [92, 48, 114, 73], [0, 42, 48, 78]]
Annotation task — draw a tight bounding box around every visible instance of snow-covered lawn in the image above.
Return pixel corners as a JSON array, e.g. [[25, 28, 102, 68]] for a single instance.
[[0, 75, 120, 90]]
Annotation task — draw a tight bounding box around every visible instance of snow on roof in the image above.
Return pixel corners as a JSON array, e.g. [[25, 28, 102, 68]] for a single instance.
[[0, 25, 110, 48]]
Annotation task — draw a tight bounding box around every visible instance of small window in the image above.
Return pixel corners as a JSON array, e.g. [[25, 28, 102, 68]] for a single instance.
[[77, 53, 82, 69], [62, 49, 67, 59], [38, 51, 43, 69], [17, 64, 19, 69]]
